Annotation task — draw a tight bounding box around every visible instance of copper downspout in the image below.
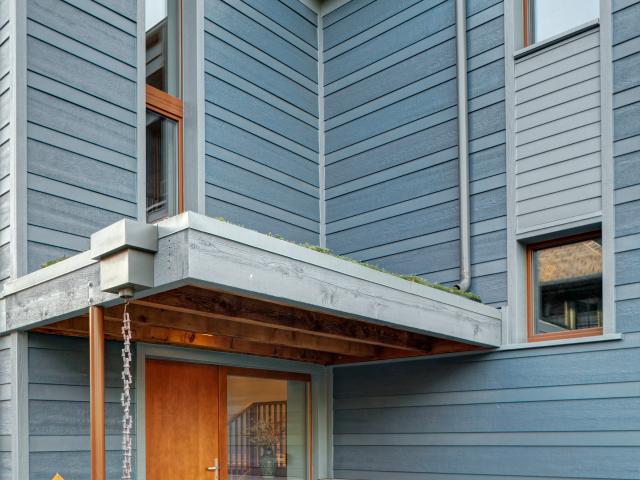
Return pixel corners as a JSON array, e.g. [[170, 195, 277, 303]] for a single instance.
[[90, 305, 106, 480]]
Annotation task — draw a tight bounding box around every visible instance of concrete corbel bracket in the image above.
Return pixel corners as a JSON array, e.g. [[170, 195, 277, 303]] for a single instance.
[[90, 219, 158, 294]]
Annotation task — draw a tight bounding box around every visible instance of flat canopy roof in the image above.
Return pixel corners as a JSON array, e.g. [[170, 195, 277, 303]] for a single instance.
[[1, 212, 502, 364]]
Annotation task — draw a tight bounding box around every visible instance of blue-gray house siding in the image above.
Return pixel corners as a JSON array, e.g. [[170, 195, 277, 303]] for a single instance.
[[323, 0, 507, 305], [0, 0, 638, 479], [204, 0, 320, 244], [333, 334, 640, 479], [613, 0, 640, 334], [331, 2, 640, 478], [0, 336, 11, 480], [25, 0, 138, 272], [0, 0, 10, 290], [28, 333, 134, 480]]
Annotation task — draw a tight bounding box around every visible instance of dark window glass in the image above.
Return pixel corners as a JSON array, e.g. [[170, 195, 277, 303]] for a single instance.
[[146, 111, 178, 223], [146, 0, 181, 96], [530, 0, 599, 44], [531, 235, 603, 335]]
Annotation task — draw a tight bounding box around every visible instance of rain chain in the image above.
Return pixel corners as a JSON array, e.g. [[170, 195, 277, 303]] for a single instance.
[[121, 301, 134, 480]]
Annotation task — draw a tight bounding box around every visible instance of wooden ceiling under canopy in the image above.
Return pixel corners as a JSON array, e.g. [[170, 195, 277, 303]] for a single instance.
[[36, 284, 483, 365]]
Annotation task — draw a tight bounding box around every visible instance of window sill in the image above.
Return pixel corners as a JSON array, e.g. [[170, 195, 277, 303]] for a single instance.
[[515, 19, 600, 60], [499, 333, 622, 351]]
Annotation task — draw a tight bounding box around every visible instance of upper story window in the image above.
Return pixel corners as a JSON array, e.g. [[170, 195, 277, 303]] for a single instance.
[[527, 232, 603, 342], [524, 0, 599, 46], [145, 0, 183, 223]]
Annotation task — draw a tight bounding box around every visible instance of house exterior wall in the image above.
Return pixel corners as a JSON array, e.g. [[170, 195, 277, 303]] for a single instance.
[[0, 0, 10, 290], [331, 1, 640, 478], [613, 0, 640, 334], [515, 28, 603, 234], [333, 333, 640, 479], [24, 0, 138, 272], [322, 0, 507, 305], [203, 0, 321, 244], [0, 0, 638, 478], [27, 333, 134, 480], [0, 335, 11, 479]]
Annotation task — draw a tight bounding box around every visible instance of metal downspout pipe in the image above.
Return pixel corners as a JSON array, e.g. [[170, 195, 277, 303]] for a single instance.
[[454, 0, 471, 292]]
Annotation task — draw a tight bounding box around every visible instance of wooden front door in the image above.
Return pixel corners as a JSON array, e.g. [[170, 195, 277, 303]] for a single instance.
[[146, 360, 221, 479]]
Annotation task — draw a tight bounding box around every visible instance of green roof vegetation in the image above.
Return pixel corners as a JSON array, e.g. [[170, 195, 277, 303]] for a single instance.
[[217, 217, 482, 302], [40, 256, 69, 269]]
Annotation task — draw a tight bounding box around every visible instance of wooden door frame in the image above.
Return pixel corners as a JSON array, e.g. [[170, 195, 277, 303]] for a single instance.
[[135, 343, 330, 480]]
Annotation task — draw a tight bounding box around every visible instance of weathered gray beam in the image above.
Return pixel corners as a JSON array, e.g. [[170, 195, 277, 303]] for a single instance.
[[2, 212, 502, 347], [163, 213, 502, 347]]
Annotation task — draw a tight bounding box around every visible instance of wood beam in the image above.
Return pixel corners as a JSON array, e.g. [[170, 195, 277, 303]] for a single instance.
[[89, 306, 105, 480], [136, 286, 435, 352], [107, 303, 418, 358], [38, 316, 350, 365]]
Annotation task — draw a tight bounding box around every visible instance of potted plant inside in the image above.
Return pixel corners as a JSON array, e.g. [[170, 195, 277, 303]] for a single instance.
[[249, 419, 283, 478]]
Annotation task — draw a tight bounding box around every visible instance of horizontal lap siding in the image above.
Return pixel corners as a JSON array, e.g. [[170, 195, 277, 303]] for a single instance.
[[333, 332, 640, 479], [613, 0, 640, 334], [204, 0, 320, 244], [324, 0, 459, 284], [0, 337, 11, 480], [324, 0, 506, 305], [466, 0, 507, 305], [0, 0, 10, 290], [25, 0, 137, 272], [515, 29, 602, 233], [28, 333, 135, 480]]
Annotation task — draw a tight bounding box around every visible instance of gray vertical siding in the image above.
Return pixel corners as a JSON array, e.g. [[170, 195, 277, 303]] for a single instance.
[[323, 0, 507, 305], [203, 0, 320, 244], [613, 0, 640, 334], [28, 333, 134, 480], [0, 0, 10, 290], [0, 336, 11, 480], [333, 333, 640, 479], [515, 28, 602, 233], [25, 0, 137, 272]]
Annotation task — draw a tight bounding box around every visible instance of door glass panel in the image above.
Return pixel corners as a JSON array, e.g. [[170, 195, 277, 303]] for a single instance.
[[227, 374, 309, 480], [146, 110, 178, 223]]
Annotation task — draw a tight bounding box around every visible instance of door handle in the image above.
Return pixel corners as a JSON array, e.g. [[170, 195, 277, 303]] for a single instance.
[[206, 458, 219, 480]]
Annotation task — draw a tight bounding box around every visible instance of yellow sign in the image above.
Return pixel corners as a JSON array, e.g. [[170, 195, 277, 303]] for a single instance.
[[51, 474, 64, 480]]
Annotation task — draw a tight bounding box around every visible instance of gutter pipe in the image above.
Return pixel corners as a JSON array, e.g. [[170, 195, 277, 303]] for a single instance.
[[454, 0, 471, 292]]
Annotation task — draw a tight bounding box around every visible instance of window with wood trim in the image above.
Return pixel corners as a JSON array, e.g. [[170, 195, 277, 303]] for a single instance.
[[523, 0, 599, 47], [527, 232, 603, 342], [145, 0, 183, 223]]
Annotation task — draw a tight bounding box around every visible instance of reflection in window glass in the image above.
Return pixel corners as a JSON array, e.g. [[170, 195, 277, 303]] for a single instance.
[[531, 0, 599, 44], [532, 236, 603, 335], [146, 111, 178, 223], [227, 375, 309, 480], [145, 0, 181, 96]]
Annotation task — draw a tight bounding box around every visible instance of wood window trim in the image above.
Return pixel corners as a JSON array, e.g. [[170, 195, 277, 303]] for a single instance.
[[526, 231, 603, 342], [220, 366, 313, 480], [146, 84, 184, 213]]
